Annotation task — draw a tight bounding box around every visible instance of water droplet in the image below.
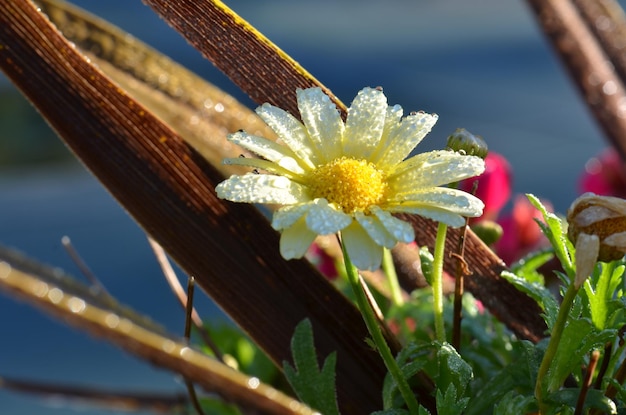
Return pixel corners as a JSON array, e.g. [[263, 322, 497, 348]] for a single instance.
[[161, 340, 176, 353], [105, 313, 120, 328], [68, 297, 86, 314], [215, 103, 225, 113], [603, 80, 617, 95], [180, 347, 193, 359], [0, 261, 10, 279], [48, 288, 64, 304], [33, 281, 49, 297], [247, 377, 260, 389]]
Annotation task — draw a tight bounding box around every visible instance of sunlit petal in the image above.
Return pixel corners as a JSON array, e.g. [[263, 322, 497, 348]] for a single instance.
[[354, 211, 396, 248], [256, 103, 318, 168], [280, 216, 318, 260], [297, 88, 344, 162], [306, 199, 352, 235], [216, 174, 309, 204], [228, 130, 306, 174], [389, 152, 485, 190], [342, 221, 384, 271], [272, 203, 313, 231], [370, 206, 415, 243], [343, 87, 387, 158], [374, 112, 438, 169]]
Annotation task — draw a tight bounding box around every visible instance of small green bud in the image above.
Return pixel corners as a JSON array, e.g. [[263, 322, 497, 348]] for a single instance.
[[447, 128, 488, 159], [471, 220, 503, 246]]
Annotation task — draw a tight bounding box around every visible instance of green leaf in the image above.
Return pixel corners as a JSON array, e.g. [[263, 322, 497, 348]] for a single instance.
[[547, 318, 616, 392], [510, 249, 553, 285], [282, 319, 340, 415], [583, 262, 626, 330], [436, 384, 469, 415], [437, 343, 472, 398], [501, 270, 558, 330], [419, 246, 434, 286], [527, 194, 575, 279], [464, 340, 540, 415], [545, 388, 617, 414], [493, 391, 537, 415]]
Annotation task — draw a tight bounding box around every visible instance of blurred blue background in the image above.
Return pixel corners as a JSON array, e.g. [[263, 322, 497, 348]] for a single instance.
[[0, 0, 614, 413]]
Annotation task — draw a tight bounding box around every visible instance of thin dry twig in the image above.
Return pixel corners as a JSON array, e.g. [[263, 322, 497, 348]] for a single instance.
[[61, 236, 112, 299], [147, 237, 224, 362]]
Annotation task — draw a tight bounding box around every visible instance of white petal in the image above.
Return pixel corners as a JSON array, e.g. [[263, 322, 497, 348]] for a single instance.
[[574, 233, 600, 288], [343, 87, 388, 158], [297, 88, 344, 162], [216, 174, 309, 204], [389, 152, 485, 190], [272, 203, 313, 231], [279, 216, 318, 260], [604, 231, 626, 250], [387, 205, 466, 228], [387, 187, 485, 220], [368, 104, 403, 163], [228, 131, 306, 174], [354, 212, 397, 248], [374, 111, 438, 169], [305, 199, 352, 235], [371, 207, 415, 243], [256, 103, 318, 168], [341, 221, 384, 271]]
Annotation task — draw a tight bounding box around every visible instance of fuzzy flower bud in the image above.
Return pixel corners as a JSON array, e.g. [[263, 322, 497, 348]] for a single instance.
[[447, 128, 488, 159], [567, 193, 626, 262]]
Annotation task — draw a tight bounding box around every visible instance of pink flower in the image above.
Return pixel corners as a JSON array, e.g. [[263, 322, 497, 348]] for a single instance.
[[579, 148, 626, 198], [306, 243, 338, 280], [460, 152, 512, 222], [494, 195, 550, 265]]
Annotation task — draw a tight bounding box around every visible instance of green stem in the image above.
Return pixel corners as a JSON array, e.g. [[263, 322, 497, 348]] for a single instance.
[[534, 282, 579, 412], [341, 242, 420, 415], [432, 222, 448, 343], [383, 248, 404, 306]]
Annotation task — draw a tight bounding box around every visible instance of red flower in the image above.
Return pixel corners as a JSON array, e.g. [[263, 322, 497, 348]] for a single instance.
[[494, 195, 549, 265], [579, 148, 626, 198], [460, 152, 512, 222]]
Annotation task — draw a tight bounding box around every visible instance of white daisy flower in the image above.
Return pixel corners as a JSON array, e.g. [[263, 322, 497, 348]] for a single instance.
[[216, 87, 485, 270]]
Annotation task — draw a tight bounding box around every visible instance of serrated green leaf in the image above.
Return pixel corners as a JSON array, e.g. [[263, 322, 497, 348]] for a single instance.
[[527, 194, 575, 278], [547, 318, 616, 392], [501, 270, 558, 330], [436, 384, 469, 415], [282, 319, 339, 415]]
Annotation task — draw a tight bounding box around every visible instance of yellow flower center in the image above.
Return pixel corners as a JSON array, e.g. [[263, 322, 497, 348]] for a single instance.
[[308, 157, 388, 213]]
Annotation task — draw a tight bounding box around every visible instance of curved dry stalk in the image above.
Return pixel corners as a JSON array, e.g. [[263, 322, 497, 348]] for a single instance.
[[0, 249, 316, 415], [525, 0, 626, 159], [0, 375, 187, 414]]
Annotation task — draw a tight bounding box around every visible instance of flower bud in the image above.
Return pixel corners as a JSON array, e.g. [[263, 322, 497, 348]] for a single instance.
[[447, 128, 488, 159], [566, 193, 626, 262]]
